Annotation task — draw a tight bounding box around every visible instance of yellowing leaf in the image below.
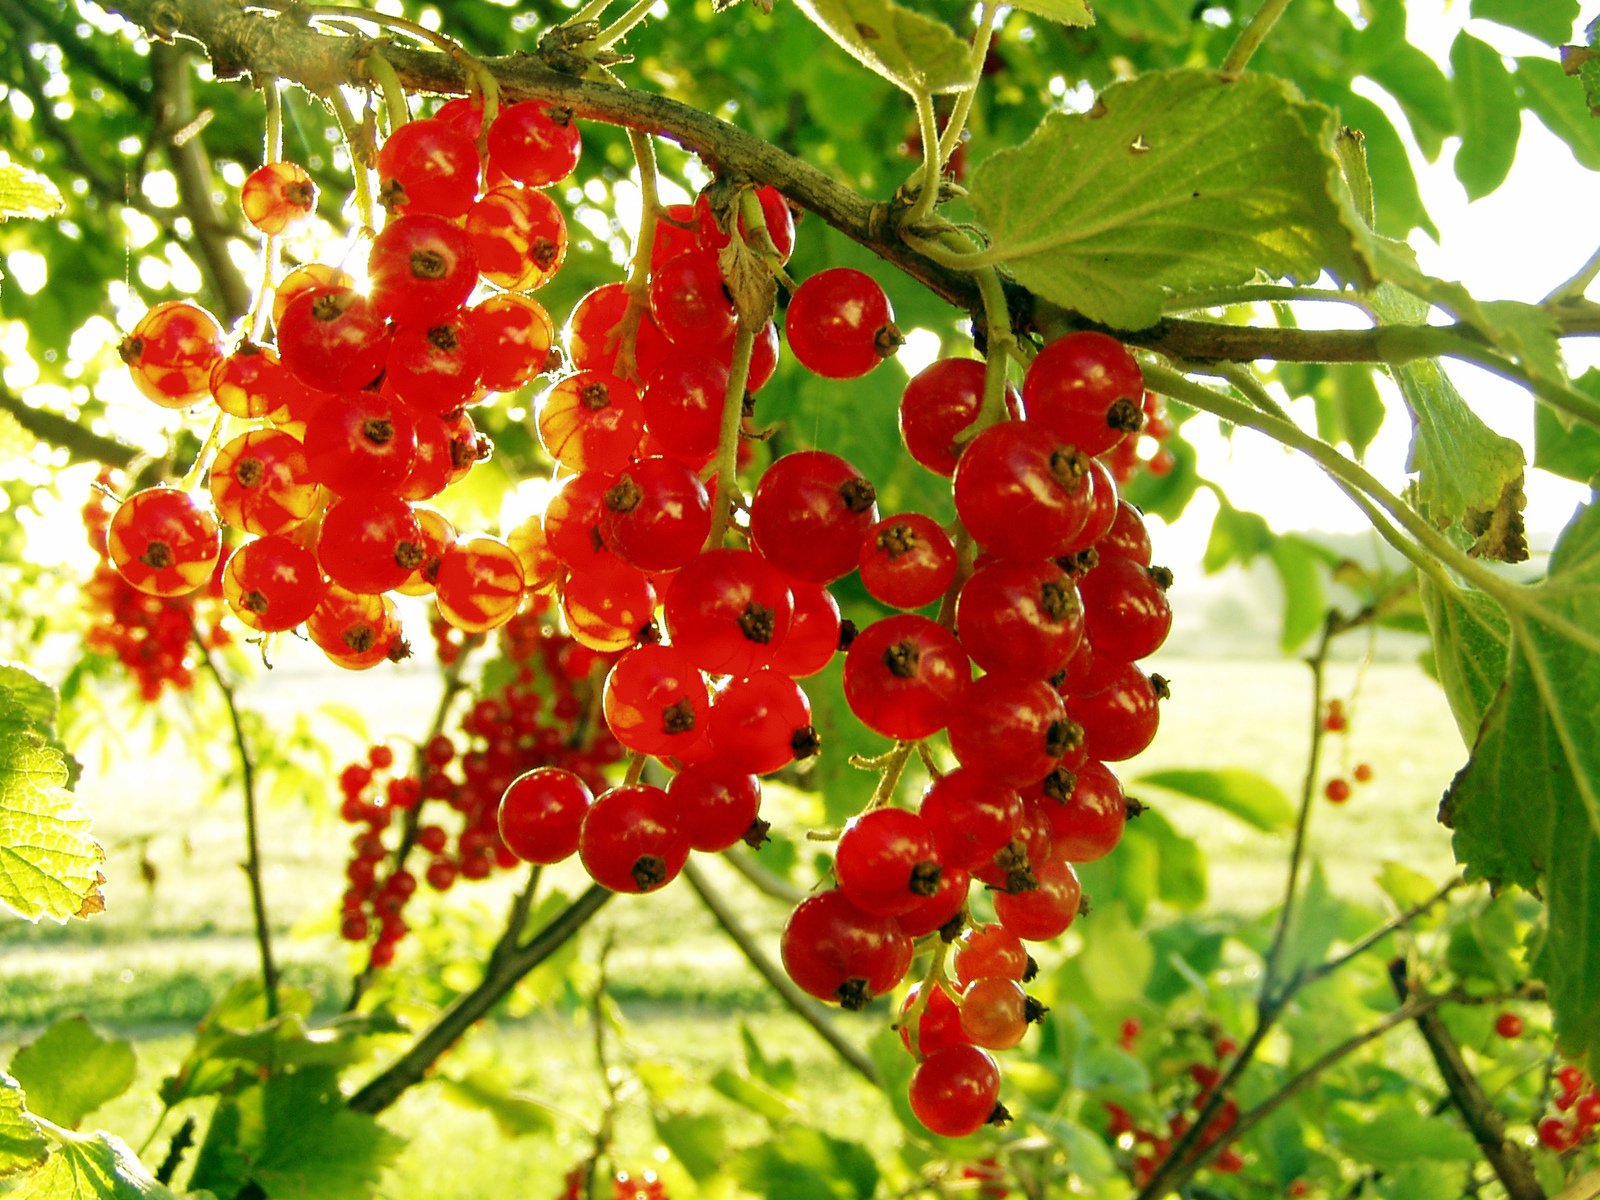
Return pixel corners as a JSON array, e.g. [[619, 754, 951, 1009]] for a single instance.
[[791, 0, 976, 95], [0, 162, 63, 222]]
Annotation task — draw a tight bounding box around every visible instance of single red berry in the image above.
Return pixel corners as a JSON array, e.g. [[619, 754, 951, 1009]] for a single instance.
[[959, 978, 1034, 1050], [993, 856, 1082, 942], [662, 548, 794, 677], [953, 421, 1094, 561], [1065, 664, 1164, 762], [241, 160, 317, 233], [209, 427, 320, 536], [536, 370, 645, 473], [908, 1045, 1004, 1137], [946, 675, 1072, 789], [649, 250, 736, 348], [277, 285, 391, 392], [767, 580, 842, 680], [1324, 777, 1352, 803], [859, 514, 958, 610], [1494, 1012, 1524, 1039], [487, 100, 582, 187], [834, 807, 943, 917], [579, 783, 688, 893], [106, 487, 221, 597], [303, 391, 419, 498], [467, 184, 568, 290], [377, 116, 481, 218], [953, 923, 1030, 986], [896, 867, 970, 937], [1096, 499, 1154, 566], [385, 317, 485, 417], [468, 294, 555, 392], [1077, 556, 1173, 665], [785, 267, 901, 379], [1040, 759, 1126, 863], [920, 767, 1024, 873], [560, 560, 657, 652], [955, 559, 1084, 680], [1353, 761, 1374, 783], [368, 213, 478, 329], [899, 983, 972, 1058], [640, 359, 728, 469], [843, 615, 970, 740], [748, 451, 879, 585], [780, 889, 912, 1009], [119, 301, 225, 409], [222, 535, 325, 632], [600, 458, 712, 573], [434, 535, 525, 634], [1022, 331, 1145, 457], [899, 358, 987, 476], [707, 668, 819, 776], [210, 342, 298, 420], [315, 493, 425, 595], [602, 644, 710, 759], [668, 764, 762, 852], [498, 767, 593, 864]]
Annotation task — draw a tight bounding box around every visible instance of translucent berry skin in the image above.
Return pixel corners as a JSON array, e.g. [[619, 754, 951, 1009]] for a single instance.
[[467, 185, 568, 290], [209, 428, 320, 536], [919, 767, 1024, 872], [579, 784, 687, 894], [241, 160, 317, 234], [993, 856, 1082, 942], [560, 562, 656, 652], [272, 263, 354, 330], [434, 535, 526, 634], [748, 451, 879, 585], [223, 535, 325, 632], [649, 250, 736, 348], [946, 675, 1070, 789], [543, 470, 615, 570], [899, 984, 972, 1057], [1078, 557, 1172, 664], [843, 615, 970, 740], [565, 283, 674, 380], [107, 487, 221, 597], [955, 559, 1084, 680], [953, 421, 1093, 561], [785, 267, 898, 379], [900, 358, 986, 476], [468, 295, 555, 392], [307, 586, 400, 669], [908, 1045, 1002, 1137], [780, 889, 913, 1010], [367, 214, 478, 329], [536, 371, 645, 474], [600, 458, 712, 573], [602, 644, 710, 759], [498, 767, 593, 864], [303, 391, 418, 498], [277, 286, 391, 393], [952, 923, 1030, 986], [668, 764, 762, 852], [396, 506, 457, 595], [768, 581, 842, 679], [663, 548, 793, 677], [385, 319, 485, 417], [641, 360, 727, 469], [210, 343, 300, 420], [1022, 331, 1145, 457], [859, 514, 958, 610], [1066, 664, 1162, 762], [401, 411, 480, 502], [835, 807, 943, 917], [1042, 759, 1126, 862], [707, 668, 817, 776], [1097, 500, 1153, 566], [315, 494, 425, 596], [486, 101, 582, 188], [896, 866, 970, 938], [377, 117, 480, 218], [959, 978, 1031, 1050], [119, 301, 225, 409]]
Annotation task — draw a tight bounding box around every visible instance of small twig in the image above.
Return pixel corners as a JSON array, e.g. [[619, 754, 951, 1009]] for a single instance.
[[488, 866, 543, 972], [1390, 961, 1546, 1200], [1221, 0, 1296, 78], [682, 860, 879, 1086], [194, 630, 280, 1018], [722, 846, 809, 905], [1300, 879, 1464, 991]]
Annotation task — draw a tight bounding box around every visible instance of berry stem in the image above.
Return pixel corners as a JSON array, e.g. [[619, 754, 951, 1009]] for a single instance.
[[865, 739, 918, 810], [936, 0, 1000, 166], [326, 87, 377, 233], [181, 411, 229, 491], [1221, 0, 1296, 79], [245, 80, 284, 342], [362, 48, 411, 133], [894, 938, 955, 1058], [703, 321, 757, 550], [682, 859, 880, 1085], [611, 128, 661, 381], [595, 0, 657, 49], [903, 88, 944, 230], [194, 628, 280, 1019]]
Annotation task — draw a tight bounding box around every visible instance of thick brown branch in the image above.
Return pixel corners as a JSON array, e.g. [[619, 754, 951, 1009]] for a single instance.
[[92, 0, 1588, 365], [1390, 961, 1546, 1200]]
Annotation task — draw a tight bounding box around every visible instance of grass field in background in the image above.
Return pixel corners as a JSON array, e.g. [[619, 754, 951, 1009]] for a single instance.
[[0, 654, 1471, 1193]]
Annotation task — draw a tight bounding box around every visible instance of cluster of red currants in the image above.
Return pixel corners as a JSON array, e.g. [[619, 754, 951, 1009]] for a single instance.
[[336, 604, 622, 967], [768, 331, 1172, 1138], [1539, 1064, 1600, 1152], [1104, 1047, 1245, 1185], [1320, 699, 1373, 803], [107, 97, 585, 661], [557, 1164, 667, 1200], [80, 466, 230, 699]]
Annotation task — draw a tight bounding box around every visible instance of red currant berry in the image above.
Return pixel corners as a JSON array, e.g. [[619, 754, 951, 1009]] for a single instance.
[[223, 535, 326, 632], [1096, 499, 1153, 566], [119, 301, 225, 409], [580, 784, 688, 893], [667, 764, 762, 852], [993, 856, 1082, 942], [946, 674, 1072, 789], [600, 458, 712, 573], [919, 767, 1024, 873], [959, 978, 1033, 1050], [780, 889, 912, 1009], [1078, 557, 1172, 664], [1324, 777, 1352, 803], [377, 117, 480, 218], [499, 767, 593, 864], [835, 807, 943, 917], [368, 213, 478, 329], [315, 493, 426, 595], [209, 427, 320, 536], [1353, 761, 1374, 783], [277, 285, 391, 392], [785, 267, 901, 379], [1065, 664, 1163, 762], [1041, 759, 1125, 863], [107, 487, 221, 597], [1022, 331, 1145, 457], [899, 358, 989, 476], [899, 983, 972, 1057], [602, 645, 710, 759], [953, 421, 1093, 561], [896, 867, 970, 938], [434, 535, 525, 633], [859, 514, 958, 610], [468, 295, 555, 392], [241, 160, 317, 233], [560, 561, 657, 652], [649, 250, 736, 348], [467, 185, 568, 290], [487, 101, 581, 187], [662, 548, 793, 677], [748, 451, 879, 585], [767, 580, 842, 679], [843, 615, 969, 740], [536, 370, 645, 473], [953, 923, 1030, 986], [385, 318, 485, 417], [908, 1045, 1004, 1137], [1494, 1012, 1524, 1039], [955, 559, 1084, 680], [707, 668, 819, 775], [641, 359, 727, 469], [303, 391, 419, 498]]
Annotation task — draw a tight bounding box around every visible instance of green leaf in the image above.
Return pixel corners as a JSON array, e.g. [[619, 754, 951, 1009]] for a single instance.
[[11, 1131, 180, 1200], [0, 695, 104, 923], [1367, 285, 1526, 536], [1203, 502, 1273, 573], [709, 1066, 796, 1123], [1440, 503, 1600, 1073], [0, 667, 58, 739], [1270, 535, 1329, 651], [1134, 808, 1208, 909], [1471, 0, 1578, 45], [729, 1126, 879, 1200], [1536, 371, 1600, 484], [1096, 0, 1191, 44], [1361, 43, 1457, 160], [1008, 0, 1093, 27], [8, 1020, 135, 1130], [653, 1110, 727, 1181], [1310, 365, 1387, 457], [969, 70, 1375, 329], [1421, 577, 1511, 743], [1073, 902, 1154, 1007], [1517, 57, 1600, 170], [0, 1074, 48, 1177], [1376, 861, 1443, 913], [1328, 1105, 1478, 1168], [0, 162, 63, 222], [790, 0, 976, 95], [1450, 34, 1521, 200], [435, 1071, 556, 1138], [1133, 769, 1296, 832]]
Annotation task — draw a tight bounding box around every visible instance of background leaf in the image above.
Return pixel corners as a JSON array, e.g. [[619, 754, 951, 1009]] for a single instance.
[[1132, 768, 1297, 832], [1470, 0, 1578, 45], [8, 1021, 135, 1130], [0, 161, 62, 221], [790, 0, 976, 94], [1450, 34, 1521, 200]]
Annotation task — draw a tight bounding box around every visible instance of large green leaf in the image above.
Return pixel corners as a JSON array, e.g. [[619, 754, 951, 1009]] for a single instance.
[[1471, 0, 1578, 45], [1008, 0, 1093, 27], [1439, 503, 1600, 1074], [1329, 1105, 1477, 1168], [1367, 285, 1526, 539], [1421, 579, 1511, 743], [0, 1074, 48, 1177], [1360, 42, 1457, 160], [1132, 769, 1296, 832], [0, 692, 104, 923], [729, 1126, 879, 1199], [10, 1132, 182, 1200], [790, 0, 976, 95], [8, 1021, 135, 1130], [969, 69, 1374, 329], [1450, 34, 1521, 200], [1517, 56, 1600, 171], [1534, 375, 1600, 484]]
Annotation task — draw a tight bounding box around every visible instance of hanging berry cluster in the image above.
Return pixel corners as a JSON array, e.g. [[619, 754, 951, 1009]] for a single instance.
[[101, 72, 1176, 1142], [1103, 1040, 1245, 1185], [81, 467, 230, 700], [1540, 1064, 1600, 1153]]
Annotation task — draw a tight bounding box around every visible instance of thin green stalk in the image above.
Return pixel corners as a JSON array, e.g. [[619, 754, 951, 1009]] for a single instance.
[[566, 0, 618, 28], [623, 129, 661, 294], [363, 49, 410, 132], [1221, 0, 1295, 77], [903, 89, 944, 229], [865, 740, 917, 809], [703, 322, 757, 549], [327, 88, 376, 232], [596, 0, 657, 48], [1544, 239, 1600, 305], [265, 1, 468, 56], [937, 0, 999, 164]]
